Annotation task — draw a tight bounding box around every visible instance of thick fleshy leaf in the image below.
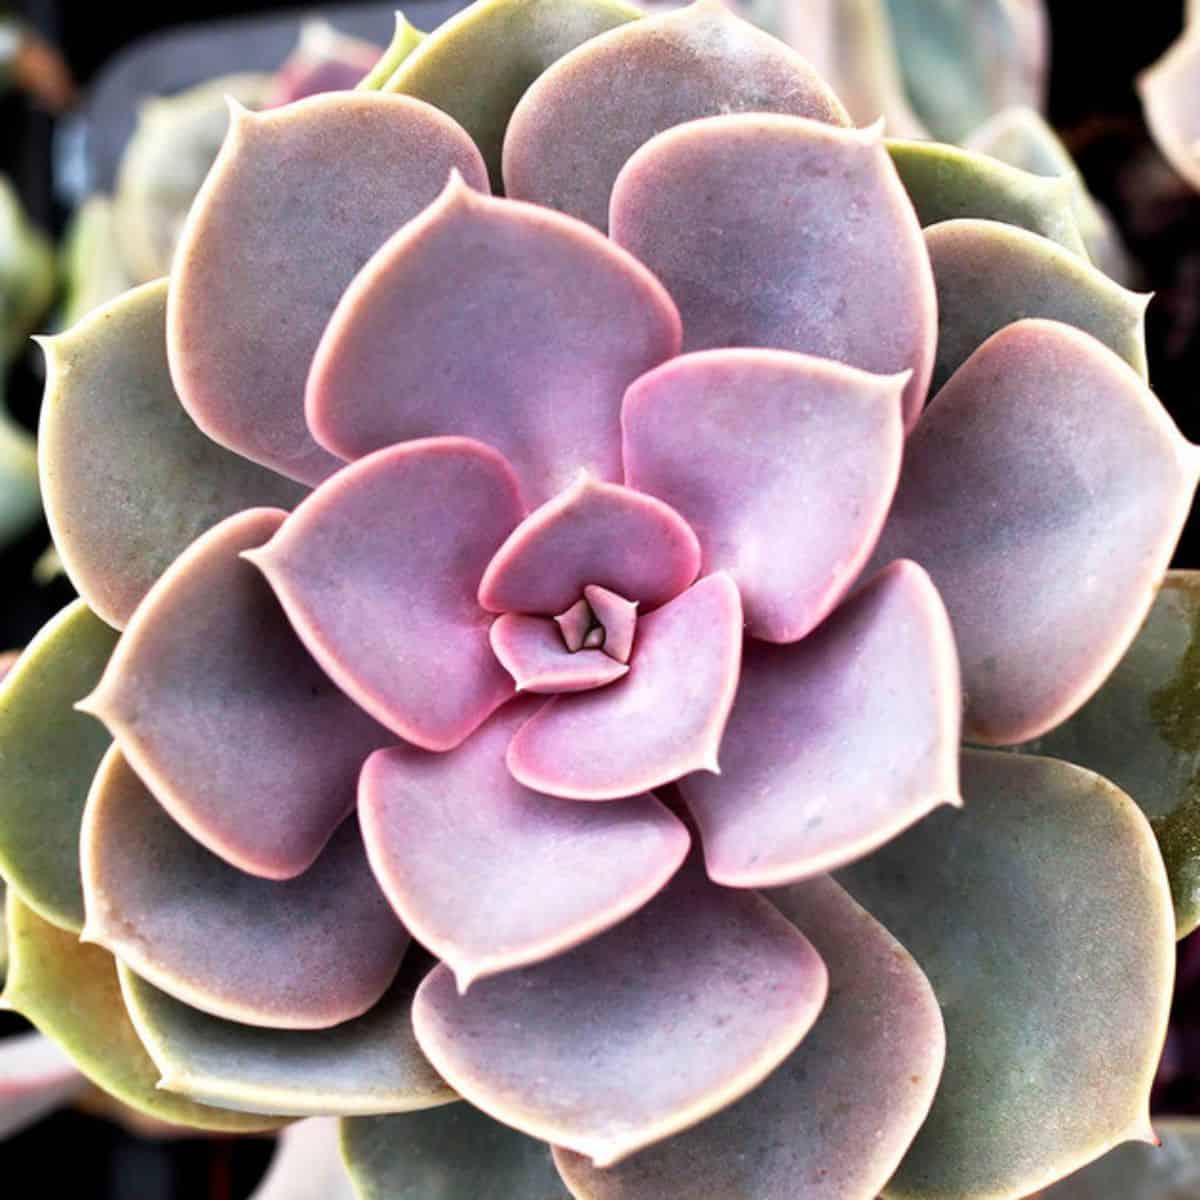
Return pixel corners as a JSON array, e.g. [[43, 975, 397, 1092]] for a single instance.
[[1040, 1119, 1200, 1199], [248, 439, 523, 753], [342, 1105, 569, 1199], [264, 20, 383, 106], [383, 0, 640, 187], [39, 279, 306, 629], [412, 859, 827, 1166], [307, 179, 681, 508], [0, 600, 116, 932], [555, 598, 592, 652], [359, 700, 689, 989], [249, 1119, 357, 1200], [611, 114, 935, 429], [118, 957, 451, 1116], [887, 138, 1088, 257], [508, 574, 742, 800], [1140, 28, 1200, 192], [80, 746, 407, 1031], [58, 194, 135, 329], [683, 560, 959, 886], [584, 586, 636, 663], [490, 615, 628, 694], [503, 0, 847, 231], [875, 319, 1199, 745], [1014, 572, 1200, 938], [81, 509, 393, 880], [623, 349, 904, 642], [1, 892, 288, 1132], [357, 13, 425, 90], [0, 1031, 84, 1139], [926, 218, 1149, 392], [167, 92, 489, 485], [478, 474, 699, 615], [556, 876, 944, 1200], [838, 750, 1174, 1200]]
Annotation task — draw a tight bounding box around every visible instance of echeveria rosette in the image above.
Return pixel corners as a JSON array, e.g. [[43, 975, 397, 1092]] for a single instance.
[[0, 2, 1195, 1197]]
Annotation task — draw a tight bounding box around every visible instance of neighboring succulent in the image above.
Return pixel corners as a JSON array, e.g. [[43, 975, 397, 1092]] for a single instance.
[[1140, 6, 1200, 192], [1, 3, 1198, 1199]]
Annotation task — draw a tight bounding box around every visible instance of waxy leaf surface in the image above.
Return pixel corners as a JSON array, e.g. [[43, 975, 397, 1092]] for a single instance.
[[168, 92, 489, 484], [412, 859, 827, 1166], [1041, 1119, 1200, 1199], [875, 319, 1199, 745], [611, 114, 935, 428], [490, 615, 628, 693], [1140, 28, 1200, 192], [360, 700, 689, 989], [556, 876, 944, 1200], [248, 1119, 357, 1200], [81, 747, 407, 1030], [839, 750, 1174, 1200]]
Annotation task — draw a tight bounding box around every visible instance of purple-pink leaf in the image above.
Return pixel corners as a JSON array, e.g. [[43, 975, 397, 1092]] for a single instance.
[[507, 574, 742, 800], [1140, 27, 1200, 192], [306, 176, 681, 507], [584, 585, 637, 663], [79, 509, 393, 881], [489, 615, 628, 694], [874, 319, 1200, 745], [359, 700, 690, 990], [610, 113, 936, 429], [80, 746, 407, 1031], [555, 598, 592, 652], [682, 560, 961, 887], [247, 439, 523, 753], [478, 473, 700, 615], [264, 21, 383, 107], [167, 93, 489, 485], [0, 1031, 83, 1139], [502, 0, 848, 231], [248, 1119, 356, 1200], [623, 349, 905, 643], [411, 858, 827, 1166]]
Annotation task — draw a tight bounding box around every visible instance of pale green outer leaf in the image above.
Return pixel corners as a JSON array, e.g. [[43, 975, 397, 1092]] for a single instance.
[[383, 0, 643, 187], [342, 1104, 569, 1199], [887, 138, 1087, 258], [118, 957, 454, 1117], [0, 600, 116, 933], [58, 195, 135, 329], [358, 11, 425, 89], [0, 393, 40, 548], [1, 891, 289, 1133], [0, 880, 7, 980], [1039, 1120, 1200, 1198], [838, 749, 1174, 1200], [0, 176, 56, 361], [1016, 572, 1200, 938], [39, 278, 305, 629]]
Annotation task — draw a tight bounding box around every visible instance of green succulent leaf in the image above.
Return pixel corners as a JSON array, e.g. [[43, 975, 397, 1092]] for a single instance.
[[58, 195, 135, 330], [357, 11, 426, 90], [0, 177, 56, 361], [383, 0, 643, 188], [1039, 1119, 1200, 1198], [0, 600, 116, 932], [341, 1104, 570, 1199], [1016, 572, 1200, 938], [0, 394, 40, 549], [838, 749, 1174, 1200], [887, 138, 1087, 257], [1, 891, 289, 1133]]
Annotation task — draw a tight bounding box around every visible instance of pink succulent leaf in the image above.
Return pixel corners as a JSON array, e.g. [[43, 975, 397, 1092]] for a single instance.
[[489, 615, 628, 694], [248, 1119, 357, 1200], [610, 113, 936, 430], [117, 956, 452, 1117], [554, 598, 593, 652], [507, 573, 742, 800], [926, 217, 1150, 394], [874, 318, 1200, 746], [622, 349, 905, 644], [247, 439, 524, 753], [1140, 26, 1200, 192], [80, 745, 408, 1031], [79, 509, 394, 881], [411, 857, 827, 1167], [306, 177, 681, 508], [264, 21, 383, 107], [682, 560, 961, 888], [554, 876, 945, 1200], [502, 0, 848, 232], [477, 474, 700, 615], [166, 92, 489, 486], [39, 280, 306, 631], [0, 1031, 84, 1139], [583, 586, 636, 663], [359, 699, 690, 990]]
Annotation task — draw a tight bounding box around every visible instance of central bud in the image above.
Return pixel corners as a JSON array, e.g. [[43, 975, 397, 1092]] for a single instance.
[[555, 586, 638, 664]]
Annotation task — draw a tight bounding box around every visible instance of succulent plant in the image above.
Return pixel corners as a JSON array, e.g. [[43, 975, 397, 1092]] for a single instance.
[[2, 1, 1198, 1197], [1140, 5, 1200, 192]]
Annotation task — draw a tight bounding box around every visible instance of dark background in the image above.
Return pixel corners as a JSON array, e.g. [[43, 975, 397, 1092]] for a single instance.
[[2, 1, 1199, 1193]]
